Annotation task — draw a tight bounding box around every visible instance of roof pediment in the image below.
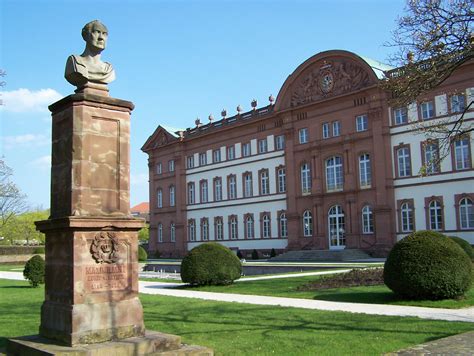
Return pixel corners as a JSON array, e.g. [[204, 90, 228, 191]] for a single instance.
[[141, 125, 180, 152]]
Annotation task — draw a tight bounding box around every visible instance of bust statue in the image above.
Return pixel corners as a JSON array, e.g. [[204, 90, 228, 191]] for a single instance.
[[65, 20, 116, 87]]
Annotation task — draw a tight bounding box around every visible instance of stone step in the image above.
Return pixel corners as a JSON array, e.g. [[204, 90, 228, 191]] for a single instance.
[[271, 249, 371, 262]]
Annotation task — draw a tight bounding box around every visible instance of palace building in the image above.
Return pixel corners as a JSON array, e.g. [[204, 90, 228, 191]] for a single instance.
[[142, 50, 474, 258]]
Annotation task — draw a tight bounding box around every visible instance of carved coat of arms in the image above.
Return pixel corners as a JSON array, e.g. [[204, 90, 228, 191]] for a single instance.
[[90, 231, 120, 264]]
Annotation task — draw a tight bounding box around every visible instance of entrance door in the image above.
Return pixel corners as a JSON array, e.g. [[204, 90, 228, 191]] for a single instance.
[[328, 205, 345, 250]]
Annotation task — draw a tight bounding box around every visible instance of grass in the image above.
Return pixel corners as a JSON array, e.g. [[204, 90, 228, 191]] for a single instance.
[[0, 279, 473, 355], [0, 264, 24, 272], [182, 274, 474, 309]]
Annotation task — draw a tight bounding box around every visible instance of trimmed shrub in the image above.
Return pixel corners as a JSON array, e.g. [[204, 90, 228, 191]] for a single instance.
[[270, 248, 277, 258], [448, 236, 474, 261], [251, 249, 259, 260], [384, 230, 472, 300], [138, 246, 148, 262], [33, 246, 45, 254], [181, 243, 242, 285], [0, 246, 38, 255], [23, 255, 45, 287]]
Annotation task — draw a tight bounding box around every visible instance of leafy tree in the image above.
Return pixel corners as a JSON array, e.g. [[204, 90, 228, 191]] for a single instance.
[[384, 0, 473, 165], [138, 224, 149, 243], [1, 209, 48, 245], [23, 255, 45, 287], [0, 160, 27, 231]]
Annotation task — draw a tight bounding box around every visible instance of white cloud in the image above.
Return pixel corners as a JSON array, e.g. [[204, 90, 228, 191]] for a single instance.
[[0, 88, 62, 113], [31, 155, 51, 171], [130, 173, 148, 186], [2, 133, 50, 149]]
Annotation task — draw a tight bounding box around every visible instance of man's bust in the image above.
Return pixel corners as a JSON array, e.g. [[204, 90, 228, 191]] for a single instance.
[[65, 20, 116, 87]]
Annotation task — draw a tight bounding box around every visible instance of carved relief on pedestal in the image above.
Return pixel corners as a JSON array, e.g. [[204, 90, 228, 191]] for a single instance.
[[290, 59, 372, 107], [90, 231, 120, 264]]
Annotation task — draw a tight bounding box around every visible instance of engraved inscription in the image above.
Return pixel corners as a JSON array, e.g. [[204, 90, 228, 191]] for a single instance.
[[85, 264, 128, 291]]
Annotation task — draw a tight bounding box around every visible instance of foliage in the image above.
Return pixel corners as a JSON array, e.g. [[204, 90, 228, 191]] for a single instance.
[[33, 246, 45, 254], [383, 0, 473, 163], [448, 235, 474, 261], [270, 248, 277, 258], [0, 245, 41, 255], [383, 230, 472, 300], [181, 242, 241, 285], [298, 268, 384, 290], [138, 245, 148, 262], [1, 209, 48, 245], [0, 160, 27, 232], [138, 224, 149, 242], [251, 249, 259, 260], [23, 255, 45, 287]]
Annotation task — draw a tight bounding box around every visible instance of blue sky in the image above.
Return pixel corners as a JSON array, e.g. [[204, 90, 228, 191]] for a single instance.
[[0, 0, 405, 209]]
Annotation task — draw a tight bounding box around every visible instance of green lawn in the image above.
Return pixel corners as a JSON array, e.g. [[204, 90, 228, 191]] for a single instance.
[[0, 279, 473, 355], [182, 274, 474, 309], [0, 264, 24, 272]]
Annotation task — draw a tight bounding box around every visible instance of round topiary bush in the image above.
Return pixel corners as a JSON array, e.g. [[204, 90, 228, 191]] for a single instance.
[[384, 230, 472, 300], [23, 255, 45, 288], [448, 236, 474, 261], [181, 243, 242, 285], [138, 246, 148, 262]]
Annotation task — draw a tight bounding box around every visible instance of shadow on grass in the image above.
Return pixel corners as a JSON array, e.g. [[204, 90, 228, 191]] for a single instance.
[[1, 285, 32, 289], [312, 290, 400, 304]]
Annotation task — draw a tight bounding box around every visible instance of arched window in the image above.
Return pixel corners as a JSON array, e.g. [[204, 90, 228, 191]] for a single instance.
[[302, 210, 312, 237], [157, 188, 163, 208], [169, 185, 175, 207], [170, 223, 175, 242], [429, 200, 443, 231], [230, 216, 238, 240], [262, 214, 271, 238], [326, 156, 343, 191], [459, 198, 474, 229], [201, 218, 209, 241], [215, 217, 224, 240], [301, 163, 311, 194], [359, 154, 371, 188], [361, 205, 374, 234], [277, 168, 286, 193], [328, 205, 345, 248], [158, 223, 163, 242], [260, 170, 270, 195], [397, 147, 411, 177], [401, 202, 413, 232], [188, 220, 195, 241], [245, 215, 254, 239], [279, 212, 288, 238], [187, 183, 195, 204]]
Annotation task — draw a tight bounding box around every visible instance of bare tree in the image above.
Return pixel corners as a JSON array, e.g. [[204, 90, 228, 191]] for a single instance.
[[0, 160, 27, 230], [383, 0, 473, 170], [0, 69, 5, 106]]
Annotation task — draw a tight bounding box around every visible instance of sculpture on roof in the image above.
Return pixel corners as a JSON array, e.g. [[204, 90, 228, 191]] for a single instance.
[[65, 20, 116, 87]]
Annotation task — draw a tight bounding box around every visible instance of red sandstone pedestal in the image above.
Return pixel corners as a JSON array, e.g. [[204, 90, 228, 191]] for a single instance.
[[7, 87, 212, 355]]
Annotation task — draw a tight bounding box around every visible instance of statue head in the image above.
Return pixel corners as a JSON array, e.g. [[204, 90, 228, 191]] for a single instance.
[[81, 20, 108, 53]]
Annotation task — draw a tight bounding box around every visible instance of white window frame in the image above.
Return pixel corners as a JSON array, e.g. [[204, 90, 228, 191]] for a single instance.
[[214, 178, 222, 201], [454, 137, 470, 170], [359, 154, 371, 188], [170, 223, 175, 242], [228, 175, 237, 199], [260, 170, 270, 195], [299, 128, 309, 144], [188, 220, 195, 241], [361, 205, 374, 234], [230, 217, 238, 240], [200, 180, 208, 203], [397, 147, 411, 177], [278, 168, 286, 193], [332, 121, 340, 137], [169, 185, 175, 207], [421, 101, 434, 120], [246, 216, 254, 239], [156, 162, 162, 174], [459, 198, 474, 229], [322, 122, 330, 139], [262, 214, 271, 238], [326, 156, 343, 191], [258, 139, 268, 154], [187, 183, 195, 204], [394, 107, 408, 125], [279, 212, 288, 238], [227, 145, 235, 160], [157, 188, 163, 208], [186, 156, 194, 169], [401, 202, 414, 232], [429, 200, 443, 231], [275, 135, 285, 150], [301, 163, 311, 194], [303, 210, 313, 237], [213, 149, 221, 163], [199, 152, 207, 166], [215, 218, 224, 240], [451, 94, 466, 113], [202, 219, 209, 241], [356, 115, 368, 132], [158, 223, 163, 242], [168, 160, 175, 172], [244, 173, 253, 197]]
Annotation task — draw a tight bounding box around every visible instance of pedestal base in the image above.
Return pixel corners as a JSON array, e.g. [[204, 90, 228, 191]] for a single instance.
[[7, 330, 213, 355]]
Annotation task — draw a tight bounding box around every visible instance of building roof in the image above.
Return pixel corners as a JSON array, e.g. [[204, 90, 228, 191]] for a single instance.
[[359, 56, 394, 79], [131, 202, 149, 213]]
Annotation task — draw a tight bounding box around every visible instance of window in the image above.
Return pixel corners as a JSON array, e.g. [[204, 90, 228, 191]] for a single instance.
[[186, 156, 194, 169], [214, 178, 222, 201], [396, 147, 412, 177], [227, 145, 235, 160], [158, 223, 163, 242], [329, 205, 346, 247], [454, 137, 470, 170], [361, 206, 374, 234], [275, 135, 285, 150], [245, 215, 254, 239], [170, 223, 175, 242], [187, 182, 195, 204], [356, 115, 368, 132], [279, 212, 288, 238], [400, 202, 414, 232], [428, 200, 443, 231], [322, 123, 329, 139], [168, 160, 175, 172], [394, 107, 408, 125], [213, 149, 221, 163], [199, 152, 207, 166], [423, 141, 439, 174], [156, 162, 162, 174], [229, 216, 238, 240], [459, 198, 474, 229], [201, 218, 209, 241], [260, 169, 270, 195], [326, 156, 343, 191], [451, 94, 466, 113], [303, 210, 313, 237], [157, 188, 163, 208], [215, 217, 224, 240], [169, 185, 175, 207], [299, 128, 309, 144], [200, 180, 208, 203], [301, 163, 311, 194], [277, 167, 286, 193], [242, 142, 251, 157], [421, 101, 434, 120], [332, 121, 341, 137], [243, 172, 253, 197], [359, 154, 371, 188], [228, 175, 237, 199], [262, 214, 271, 238], [258, 139, 268, 153], [188, 220, 196, 241]]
